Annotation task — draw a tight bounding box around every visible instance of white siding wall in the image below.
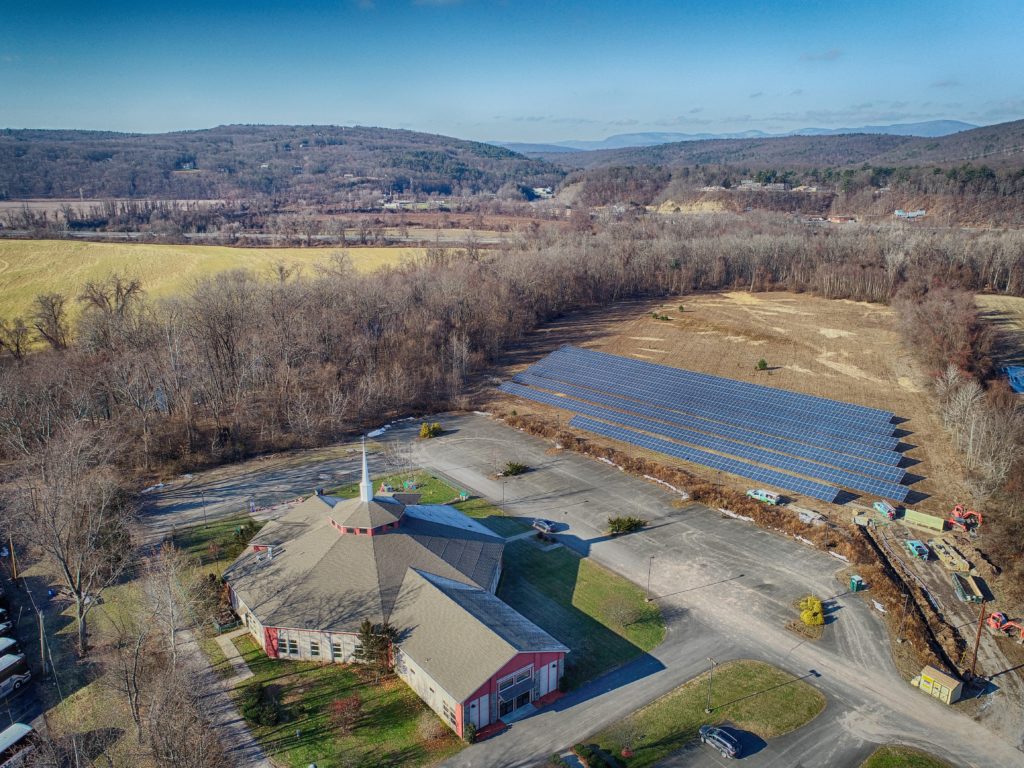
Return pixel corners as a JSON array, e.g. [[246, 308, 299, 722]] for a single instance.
[[394, 649, 460, 733], [274, 628, 359, 662]]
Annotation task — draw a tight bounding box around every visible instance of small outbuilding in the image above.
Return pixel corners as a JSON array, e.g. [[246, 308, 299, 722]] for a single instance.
[[913, 665, 963, 704]]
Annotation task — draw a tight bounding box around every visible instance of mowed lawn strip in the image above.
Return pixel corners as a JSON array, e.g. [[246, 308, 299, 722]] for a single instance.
[[498, 541, 665, 687], [334, 470, 531, 536], [232, 635, 463, 768], [591, 660, 825, 767], [860, 745, 953, 768], [172, 513, 265, 576]]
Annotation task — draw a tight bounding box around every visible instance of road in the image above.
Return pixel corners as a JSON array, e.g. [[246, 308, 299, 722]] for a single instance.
[[142, 413, 1024, 767]]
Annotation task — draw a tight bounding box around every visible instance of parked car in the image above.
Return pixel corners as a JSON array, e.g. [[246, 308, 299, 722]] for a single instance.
[[699, 725, 740, 758], [0, 722, 34, 767], [0, 655, 30, 700], [532, 519, 558, 534], [0, 623, 12, 639]]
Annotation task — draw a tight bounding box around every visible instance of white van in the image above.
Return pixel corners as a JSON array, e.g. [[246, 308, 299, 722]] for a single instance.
[[0, 639, 19, 657], [0, 723, 34, 767], [0, 655, 30, 699]]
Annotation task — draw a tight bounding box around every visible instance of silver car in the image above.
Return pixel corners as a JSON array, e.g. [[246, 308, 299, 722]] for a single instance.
[[699, 725, 740, 758], [532, 519, 557, 534]]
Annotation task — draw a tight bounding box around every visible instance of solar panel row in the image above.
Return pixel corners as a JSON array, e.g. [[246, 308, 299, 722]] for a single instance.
[[537, 347, 896, 438], [553, 345, 895, 429], [500, 381, 905, 484], [570, 416, 842, 503], [513, 371, 900, 464], [521, 359, 899, 451], [501, 346, 915, 503]]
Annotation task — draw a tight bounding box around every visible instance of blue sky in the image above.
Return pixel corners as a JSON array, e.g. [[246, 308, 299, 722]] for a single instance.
[[2, 0, 1022, 141]]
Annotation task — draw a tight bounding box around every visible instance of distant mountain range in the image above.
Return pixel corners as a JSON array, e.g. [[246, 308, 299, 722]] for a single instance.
[[495, 120, 978, 154]]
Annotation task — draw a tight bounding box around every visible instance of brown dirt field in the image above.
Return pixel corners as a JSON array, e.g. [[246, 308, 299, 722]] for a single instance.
[[490, 291, 971, 515], [976, 294, 1024, 368]]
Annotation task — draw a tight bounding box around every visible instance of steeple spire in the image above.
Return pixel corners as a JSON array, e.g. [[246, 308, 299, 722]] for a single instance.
[[359, 438, 374, 502]]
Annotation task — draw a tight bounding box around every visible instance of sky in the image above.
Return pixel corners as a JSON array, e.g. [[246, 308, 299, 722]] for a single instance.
[[2, 0, 1022, 142]]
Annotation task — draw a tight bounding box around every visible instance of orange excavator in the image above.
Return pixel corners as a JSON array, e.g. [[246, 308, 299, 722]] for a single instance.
[[987, 612, 1024, 642], [948, 504, 983, 534]]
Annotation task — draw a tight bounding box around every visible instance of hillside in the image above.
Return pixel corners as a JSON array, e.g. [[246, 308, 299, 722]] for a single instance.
[[537, 118, 1024, 170], [0, 124, 564, 201]]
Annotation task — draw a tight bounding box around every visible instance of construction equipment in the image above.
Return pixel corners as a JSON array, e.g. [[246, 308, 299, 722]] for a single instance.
[[873, 500, 897, 520], [904, 539, 930, 560], [948, 504, 983, 534], [928, 539, 971, 572], [986, 612, 1024, 641]]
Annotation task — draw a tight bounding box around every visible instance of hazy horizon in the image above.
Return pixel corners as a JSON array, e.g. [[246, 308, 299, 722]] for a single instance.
[[3, 0, 1022, 142]]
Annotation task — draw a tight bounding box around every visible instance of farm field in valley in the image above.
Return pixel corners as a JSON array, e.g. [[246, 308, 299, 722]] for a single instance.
[[0, 239, 423, 320], [494, 291, 967, 513], [976, 293, 1024, 368]]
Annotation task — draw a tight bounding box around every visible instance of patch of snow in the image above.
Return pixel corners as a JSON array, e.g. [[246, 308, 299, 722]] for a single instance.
[[643, 475, 690, 499], [829, 551, 850, 562], [872, 600, 887, 613], [472, 411, 491, 417], [795, 535, 815, 546], [597, 457, 624, 471], [141, 482, 165, 494], [719, 508, 754, 522]]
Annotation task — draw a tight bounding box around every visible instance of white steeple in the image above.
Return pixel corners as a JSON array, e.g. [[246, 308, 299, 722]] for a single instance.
[[359, 438, 374, 502]]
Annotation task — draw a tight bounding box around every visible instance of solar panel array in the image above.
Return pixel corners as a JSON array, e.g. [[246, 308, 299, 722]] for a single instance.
[[501, 345, 913, 503]]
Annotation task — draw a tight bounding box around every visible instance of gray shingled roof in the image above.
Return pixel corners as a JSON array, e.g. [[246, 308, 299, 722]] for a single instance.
[[331, 495, 406, 529], [391, 570, 569, 701], [222, 494, 504, 633]]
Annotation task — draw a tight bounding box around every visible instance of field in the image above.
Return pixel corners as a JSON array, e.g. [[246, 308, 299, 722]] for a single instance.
[[496, 291, 967, 513], [976, 293, 1024, 368], [0, 239, 423, 320], [859, 745, 952, 768]]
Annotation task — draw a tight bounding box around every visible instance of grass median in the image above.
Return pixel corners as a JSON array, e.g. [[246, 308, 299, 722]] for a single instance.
[[860, 745, 952, 768], [498, 541, 665, 687], [590, 659, 825, 766]]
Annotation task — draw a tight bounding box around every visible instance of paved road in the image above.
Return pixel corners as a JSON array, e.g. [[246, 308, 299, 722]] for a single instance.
[[141, 413, 1024, 768]]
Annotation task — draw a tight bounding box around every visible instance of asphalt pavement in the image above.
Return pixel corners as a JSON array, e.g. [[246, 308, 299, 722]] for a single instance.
[[140, 413, 1024, 768]]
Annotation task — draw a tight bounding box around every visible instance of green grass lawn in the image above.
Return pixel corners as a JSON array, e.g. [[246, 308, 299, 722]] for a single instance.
[[232, 635, 464, 768], [497, 541, 665, 687], [333, 471, 531, 537], [860, 746, 953, 768], [171, 513, 265, 576], [590, 660, 826, 767]]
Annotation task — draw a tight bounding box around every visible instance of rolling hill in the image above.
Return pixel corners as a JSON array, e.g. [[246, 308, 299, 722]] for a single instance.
[[537, 119, 1024, 170], [0, 124, 564, 201]]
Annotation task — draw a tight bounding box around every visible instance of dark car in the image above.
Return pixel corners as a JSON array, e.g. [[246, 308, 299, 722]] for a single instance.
[[699, 725, 740, 758], [532, 519, 557, 534], [0, 622, 12, 639]]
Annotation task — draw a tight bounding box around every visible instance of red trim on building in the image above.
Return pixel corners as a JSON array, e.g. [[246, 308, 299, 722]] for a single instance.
[[264, 627, 279, 658]]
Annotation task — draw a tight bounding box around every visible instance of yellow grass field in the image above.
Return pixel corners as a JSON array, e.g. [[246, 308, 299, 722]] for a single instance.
[[0, 239, 423, 320]]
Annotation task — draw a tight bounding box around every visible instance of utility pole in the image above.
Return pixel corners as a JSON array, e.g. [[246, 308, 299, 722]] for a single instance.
[[704, 657, 717, 714], [8, 535, 17, 580], [646, 556, 654, 602], [968, 599, 988, 680]]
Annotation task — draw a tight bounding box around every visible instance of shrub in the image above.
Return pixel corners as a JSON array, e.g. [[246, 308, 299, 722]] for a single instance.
[[419, 421, 443, 439], [607, 516, 647, 534], [800, 595, 824, 626], [240, 682, 280, 726], [502, 460, 529, 476], [463, 721, 477, 744], [678, 304, 685, 312], [328, 694, 362, 734], [756, 358, 768, 371]]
